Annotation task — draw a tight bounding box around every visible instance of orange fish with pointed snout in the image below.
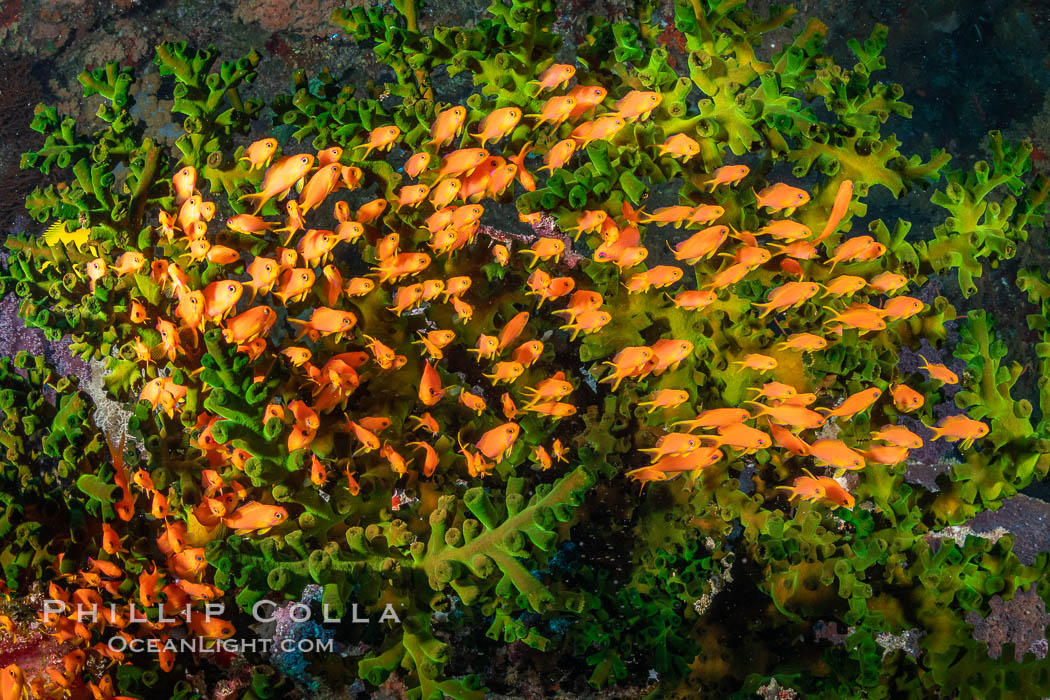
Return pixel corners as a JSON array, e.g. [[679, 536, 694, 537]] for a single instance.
[[656, 133, 700, 160], [222, 306, 276, 345], [815, 179, 854, 242], [754, 183, 810, 213], [419, 360, 445, 406], [240, 137, 278, 171], [428, 106, 467, 148], [111, 251, 146, 277], [354, 125, 400, 159], [404, 151, 431, 178], [519, 238, 565, 268], [891, 384, 924, 412], [224, 502, 288, 534], [476, 422, 520, 462], [538, 139, 577, 174], [528, 95, 577, 129], [809, 440, 866, 472], [529, 63, 576, 94], [929, 415, 988, 450], [173, 165, 198, 205], [614, 90, 661, 121], [703, 164, 749, 192], [239, 153, 315, 215], [288, 307, 357, 341], [472, 107, 521, 147], [918, 355, 959, 384], [245, 256, 278, 302], [273, 267, 316, 305], [817, 387, 882, 420], [187, 613, 236, 640], [298, 163, 342, 214]]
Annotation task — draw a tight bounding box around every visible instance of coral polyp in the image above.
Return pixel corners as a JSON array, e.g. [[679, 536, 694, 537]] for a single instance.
[[1, 0, 1049, 698]]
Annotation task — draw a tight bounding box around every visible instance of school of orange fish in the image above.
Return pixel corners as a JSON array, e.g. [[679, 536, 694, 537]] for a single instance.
[[1, 63, 990, 698]]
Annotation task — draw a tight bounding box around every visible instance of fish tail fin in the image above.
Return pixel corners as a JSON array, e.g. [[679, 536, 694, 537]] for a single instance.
[[918, 354, 930, 368]]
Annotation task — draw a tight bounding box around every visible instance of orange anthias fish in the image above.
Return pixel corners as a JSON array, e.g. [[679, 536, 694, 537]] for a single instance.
[[567, 85, 607, 119], [240, 137, 278, 171], [825, 305, 887, 332], [881, 296, 924, 320], [396, 184, 431, 211], [869, 271, 908, 294], [929, 413, 989, 449], [86, 258, 107, 292], [703, 164, 749, 192], [226, 214, 276, 235], [638, 389, 690, 413], [601, 347, 654, 391], [734, 353, 777, 371], [111, 251, 146, 277], [671, 225, 728, 264], [891, 384, 924, 412], [538, 139, 577, 173], [757, 220, 811, 241], [459, 390, 487, 415], [172, 165, 198, 205], [614, 90, 661, 121], [472, 107, 522, 147], [871, 425, 924, 449], [297, 163, 342, 213], [827, 235, 877, 269], [822, 275, 867, 298], [273, 267, 316, 305], [483, 361, 525, 385], [754, 183, 810, 213], [428, 106, 467, 148], [570, 116, 626, 147], [475, 422, 521, 462], [519, 238, 565, 268], [244, 256, 279, 302], [497, 311, 531, 352], [528, 63, 576, 94], [408, 441, 440, 477], [777, 333, 827, 352], [918, 355, 959, 384], [508, 142, 537, 192], [224, 502, 288, 534], [751, 281, 820, 317], [528, 95, 577, 128], [404, 151, 431, 178], [354, 125, 401, 159], [699, 423, 771, 454], [288, 307, 357, 341], [419, 360, 445, 406], [566, 210, 607, 239], [239, 154, 315, 215], [222, 306, 277, 345], [817, 387, 882, 420], [815, 179, 854, 242], [656, 133, 700, 160], [346, 420, 380, 454], [809, 439, 866, 472]]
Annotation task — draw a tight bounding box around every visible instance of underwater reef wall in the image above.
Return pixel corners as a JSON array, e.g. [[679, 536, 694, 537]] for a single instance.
[[0, 0, 1049, 698]]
